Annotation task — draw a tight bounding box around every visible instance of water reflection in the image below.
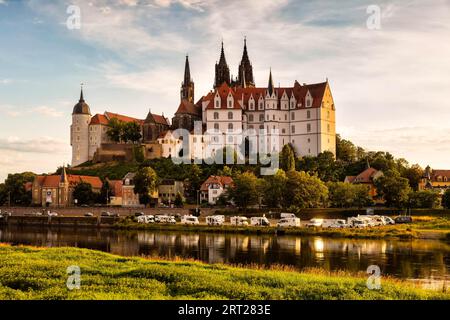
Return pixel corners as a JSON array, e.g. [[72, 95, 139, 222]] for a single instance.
[[0, 226, 449, 281]]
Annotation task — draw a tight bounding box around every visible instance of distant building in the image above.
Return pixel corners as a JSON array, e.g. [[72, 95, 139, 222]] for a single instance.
[[200, 175, 233, 205], [121, 172, 158, 207], [345, 167, 383, 201], [158, 179, 185, 204], [107, 179, 123, 206], [32, 168, 102, 207], [419, 167, 450, 193]]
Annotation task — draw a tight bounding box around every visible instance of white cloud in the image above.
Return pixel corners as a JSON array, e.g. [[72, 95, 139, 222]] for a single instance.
[[0, 105, 63, 118]]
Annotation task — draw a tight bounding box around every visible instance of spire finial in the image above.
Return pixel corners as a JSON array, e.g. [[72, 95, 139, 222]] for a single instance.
[[79, 83, 85, 102], [268, 68, 274, 96]]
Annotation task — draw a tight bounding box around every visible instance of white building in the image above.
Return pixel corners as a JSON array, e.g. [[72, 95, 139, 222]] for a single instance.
[[200, 175, 233, 205]]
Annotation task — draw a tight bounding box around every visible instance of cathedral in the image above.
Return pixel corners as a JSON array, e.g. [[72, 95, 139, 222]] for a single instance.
[[71, 39, 336, 166]]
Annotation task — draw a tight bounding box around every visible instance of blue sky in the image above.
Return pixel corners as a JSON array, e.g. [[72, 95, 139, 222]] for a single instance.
[[0, 0, 449, 181]]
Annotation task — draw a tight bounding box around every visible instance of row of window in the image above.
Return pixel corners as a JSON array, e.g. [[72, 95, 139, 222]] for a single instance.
[[212, 110, 330, 122]]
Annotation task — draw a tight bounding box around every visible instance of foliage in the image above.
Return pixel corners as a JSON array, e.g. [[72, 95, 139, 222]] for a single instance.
[[443, 189, 450, 209], [0, 172, 35, 206], [1, 245, 447, 300], [401, 164, 424, 191], [174, 192, 184, 207], [262, 169, 288, 208], [374, 170, 412, 208], [133, 167, 158, 207], [409, 190, 441, 209], [122, 121, 142, 144], [327, 182, 372, 208], [106, 118, 124, 143], [133, 145, 145, 163], [228, 172, 261, 209], [280, 144, 296, 172], [284, 170, 328, 208], [98, 180, 112, 205], [72, 182, 96, 205]]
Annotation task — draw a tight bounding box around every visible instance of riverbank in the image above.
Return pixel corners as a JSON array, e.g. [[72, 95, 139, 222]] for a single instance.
[[115, 216, 450, 240], [0, 245, 448, 300]]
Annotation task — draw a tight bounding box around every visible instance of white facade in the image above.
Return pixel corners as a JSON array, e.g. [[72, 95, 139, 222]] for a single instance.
[[71, 113, 91, 167]]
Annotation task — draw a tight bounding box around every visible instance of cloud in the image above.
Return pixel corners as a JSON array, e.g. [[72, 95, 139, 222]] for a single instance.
[[0, 105, 63, 118], [0, 79, 12, 84], [0, 136, 68, 154]]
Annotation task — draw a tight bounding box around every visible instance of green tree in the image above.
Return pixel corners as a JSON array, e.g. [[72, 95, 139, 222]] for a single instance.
[[374, 170, 411, 208], [442, 189, 450, 209], [336, 134, 358, 162], [228, 171, 261, 210], [409, 190, 441, 209], [73, 182, 96, 205], [284, 170, 328, 208], [327, 182, 371, 208], [0, 172, 35, 206], [402, 164, 424, 191], [184, 164, 203, 201], [218, 165, 233, 177], [106, 118, 125, 143], [262, 169, 288, 208], [280, 144, 296, 172], [134, 167, 158, 207], [174, 192, 184, 207], [122, 121, 142, 143], [98, 180, 112, 205]]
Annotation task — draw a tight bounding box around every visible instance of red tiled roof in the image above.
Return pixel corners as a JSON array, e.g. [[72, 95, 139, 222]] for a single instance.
[[431, 170, 450, 181], [175, 99, 202, 116], [108, 179, 123, 197], [35, 174, 103, 189], [201, 81, 328, 111], [105, 112, 144, 125], [150, 113, 170, 126], [352, 168, 379, 184], [90, 114, 109, 125], [200, 175, 234, 191]]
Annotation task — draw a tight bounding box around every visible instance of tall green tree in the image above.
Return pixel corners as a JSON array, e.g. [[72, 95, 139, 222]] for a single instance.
[[98, 180, 113, 205], [374, 170, 411, 208], [134, 167, 158, 207], [106, 118, 125, 143], [123, 121, 142, 143], [73, 182, 96, 205], [280, 144, 296, 172], [262, 169, 288, 208], [442, 189, 450, 209], [327, 182, 371, 208], [402, 164, 424, 191], [0, 172, 35, 206], [284, 170, 328, 208], [409, 190, 441, 209], [228, 171, 261, 210]]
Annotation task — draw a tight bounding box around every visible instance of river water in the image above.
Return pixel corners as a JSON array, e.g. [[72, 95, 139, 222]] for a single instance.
[[0, 225, 449, 285]]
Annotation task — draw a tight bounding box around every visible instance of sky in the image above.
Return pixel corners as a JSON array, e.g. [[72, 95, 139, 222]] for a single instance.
[[0, 0, 449, 182]]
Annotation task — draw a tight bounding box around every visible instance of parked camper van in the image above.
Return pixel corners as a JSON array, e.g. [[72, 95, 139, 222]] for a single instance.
[[306, 218, 323, 228], [230, 216, 249, 226], [277, 217, 300, 228], [206, 215, 225, 226], [181, 215, 199, 225], [280, 213, 296, 219], [156, 215, 176, 224], [137, 215, 155, 224], [350, 218, 368, 228], [250, 216, 270, 227]]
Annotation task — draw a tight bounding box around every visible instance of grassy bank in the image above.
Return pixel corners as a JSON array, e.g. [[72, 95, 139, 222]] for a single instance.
[[115, 221, 440, 239], [0, 245, 448, 300]]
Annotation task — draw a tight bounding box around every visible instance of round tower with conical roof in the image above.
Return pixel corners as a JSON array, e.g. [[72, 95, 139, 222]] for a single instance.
[[71, 86, 91, 166]]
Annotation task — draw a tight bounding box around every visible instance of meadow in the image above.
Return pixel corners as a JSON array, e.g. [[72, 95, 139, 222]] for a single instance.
[[0, 245, 448, 300]]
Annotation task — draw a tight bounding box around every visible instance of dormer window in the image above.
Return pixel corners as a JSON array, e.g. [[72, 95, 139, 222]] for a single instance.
[[227, 94, 234, 108]]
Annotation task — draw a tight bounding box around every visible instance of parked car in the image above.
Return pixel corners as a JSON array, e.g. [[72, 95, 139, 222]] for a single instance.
[[394, 216, 413, 224], [230, 216, 248, 226], [181, 215, 200, 225], [84, 212, 94, 217], [328, 219, 349, 228], [306, 218, 323, 228], [250, 216, 270, 227], [277, 217, 300, 228], [382, 216, 395, 225], [206, 215, 225, 226]]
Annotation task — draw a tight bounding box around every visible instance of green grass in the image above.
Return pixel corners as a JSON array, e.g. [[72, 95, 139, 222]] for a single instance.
[[0, 245, 448, 300]]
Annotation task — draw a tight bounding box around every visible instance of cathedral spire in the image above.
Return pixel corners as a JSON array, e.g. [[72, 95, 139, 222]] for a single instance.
[[268, 69, 274, 96], [214, 40, 230, 88], [60, 164, 68, 183], [79, 83, 85, 102], [238, 37, 254, 87], [181, 55, 194, 103]]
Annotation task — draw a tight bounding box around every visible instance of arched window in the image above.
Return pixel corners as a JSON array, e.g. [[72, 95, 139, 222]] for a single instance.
[[249, 114, 254, 122], [214, 112, 219, 120], [214, 123, 219, 130], [228, 123, 233, 130], [228, 112, 233, 120]]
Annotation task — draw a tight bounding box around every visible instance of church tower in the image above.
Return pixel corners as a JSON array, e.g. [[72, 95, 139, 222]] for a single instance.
[[71, 86, 91, 167], [237, 38, 255, 87], [214, 41, 231, 88], [180, 55, 194, 103]]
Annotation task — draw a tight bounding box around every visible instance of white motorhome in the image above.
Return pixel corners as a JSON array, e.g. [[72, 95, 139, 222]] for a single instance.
[[280, 213, 296, 219], [206, 215, 224, 226], [181, 215, 199, 225], [328, 219, 349, 228], [156, 215, 176, 224], [277, 217, 300, 228], [230, 216, 249, 226], [250, 216, 270, 227], [306, 218, 323, 228]]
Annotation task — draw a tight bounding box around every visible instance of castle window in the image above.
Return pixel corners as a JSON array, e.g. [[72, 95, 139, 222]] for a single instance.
[[291, 126, 295, 134], [307, 110, 311, 119], [228, 123, 233, 130], [249, 114, 254, 122], [291, 112, 295, 120], [259, 102, 263, 109], [273, 115, 275, 121], [327, 124, 330, 132], [308, 138, 311, 143], [249, 125, 254, 129], [306, 99, 311, 107], [282, 128, 286, 134], [249, 102, 254, 110], [327, 111, 330, 119], [285, 114, 287, 121], [214, 123, 219, 130], [215, 100, 220, 108], [307, 123, 311, 132], [214, 112, 219, 120], [259, 125, 264, 130], [259, 114, 264, 122], [228, 112, 233, 120]]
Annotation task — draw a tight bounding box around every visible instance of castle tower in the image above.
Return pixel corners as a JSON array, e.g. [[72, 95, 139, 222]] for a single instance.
[[71, 86, 91, 167], [237, 38, 255, 87], [180, 55, 194, 103], [214, 41, 231, 88]]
